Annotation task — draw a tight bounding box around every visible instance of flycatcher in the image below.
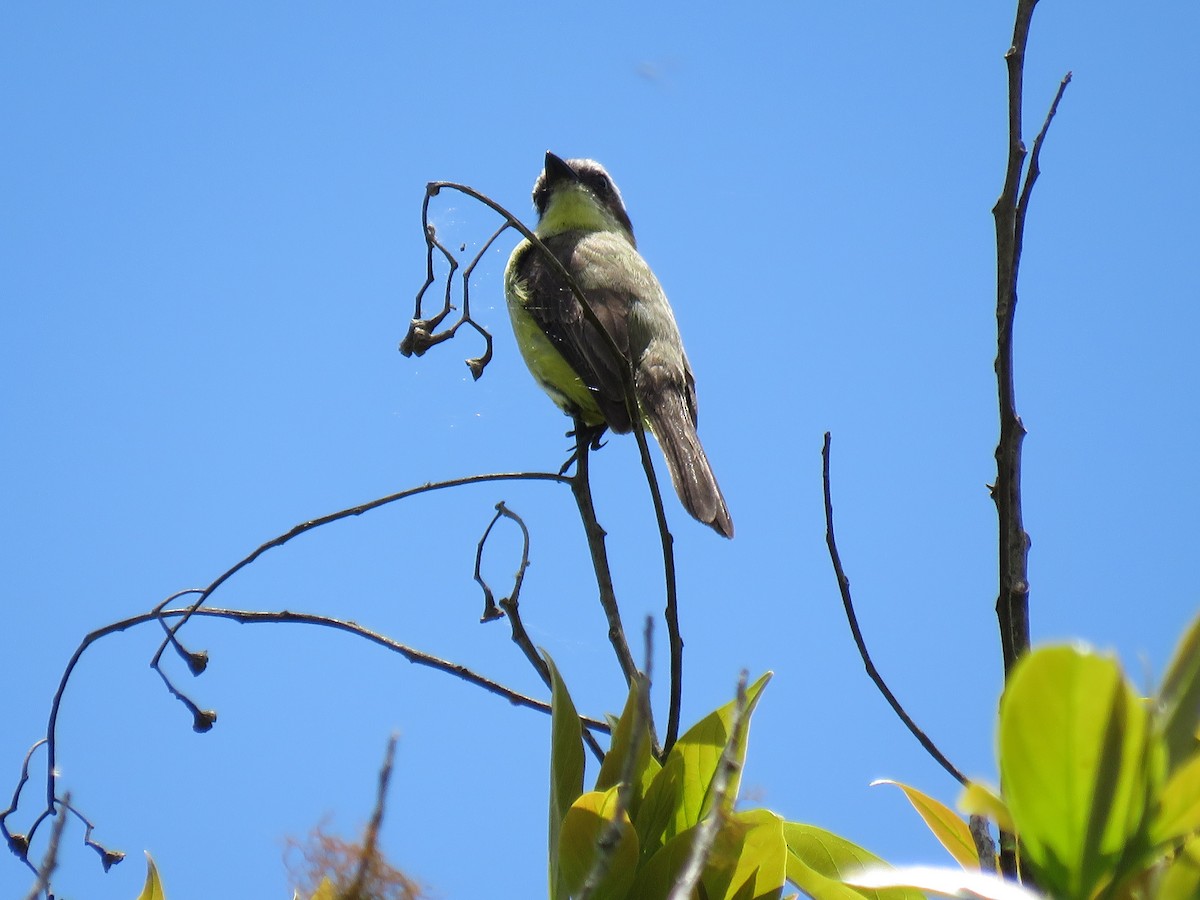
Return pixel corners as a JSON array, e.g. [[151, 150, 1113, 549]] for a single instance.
[[504, 151, 733, 538]]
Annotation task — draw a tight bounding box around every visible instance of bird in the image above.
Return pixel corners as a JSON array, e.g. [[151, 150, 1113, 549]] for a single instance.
[[503, 151, 733, 538]]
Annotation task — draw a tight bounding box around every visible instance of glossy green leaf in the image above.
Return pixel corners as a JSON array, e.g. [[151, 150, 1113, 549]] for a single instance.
[[596, 674, 659, 824], [672, 673, 772, 835], [628, 820, 698, 900], [958, 781, 1015, 835], [630, 809, 786, 900], [1159, 613, 1200, 772], [545, 652, 586, 900], [1151, 749, 1200, 846], [135, 852, 166, 900], [558, 787, 639, 900], [634, 750, 685, 860], [999, 645, 1156, 899], [702, 809, 786, 900], [871, 779, 978, 868], [785, 852, 870, 900], [783, 823, 921, 900]]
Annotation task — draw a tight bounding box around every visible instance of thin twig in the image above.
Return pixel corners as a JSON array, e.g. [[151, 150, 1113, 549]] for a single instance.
[[345, 735, 397, 900], [822, 433, 966, 786], [568, 420, 640, 687], [482, 502, 608, 762], [474, 503, 521, 624], [1, 738, 46, 867], [398, 199, 458, 350], [456, 222, 510, 378], [61, 798, 124, 871], [21, 604, 610, 856], [23, 791, 68, 900], [487, 505, 548, 681], [1014, 72, 1073, 268], [148, 471, 569, 712]]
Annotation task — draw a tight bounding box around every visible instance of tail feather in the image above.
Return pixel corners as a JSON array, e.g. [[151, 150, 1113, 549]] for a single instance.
[[642, 389, 733, 539]]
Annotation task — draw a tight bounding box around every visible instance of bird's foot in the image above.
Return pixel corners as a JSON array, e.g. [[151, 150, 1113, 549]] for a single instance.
[[560, 423, 608, 474]]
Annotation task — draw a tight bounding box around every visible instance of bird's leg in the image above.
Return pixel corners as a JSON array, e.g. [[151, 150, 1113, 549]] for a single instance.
[[560, 417, 608, 475]]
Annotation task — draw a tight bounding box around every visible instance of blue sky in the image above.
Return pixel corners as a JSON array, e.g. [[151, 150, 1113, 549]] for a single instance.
[[3, 3, 1198, 898]]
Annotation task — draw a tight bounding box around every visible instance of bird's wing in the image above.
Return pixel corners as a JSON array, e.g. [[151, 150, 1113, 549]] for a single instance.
[[512, 230, 637, 432]]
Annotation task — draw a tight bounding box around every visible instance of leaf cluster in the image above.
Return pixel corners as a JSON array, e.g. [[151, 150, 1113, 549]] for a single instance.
[[871, 614, 1200, 900], [545, 657, 920, 900]]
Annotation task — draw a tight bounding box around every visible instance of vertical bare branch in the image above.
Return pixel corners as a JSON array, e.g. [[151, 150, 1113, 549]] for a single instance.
[[569, 423, 642, 689], [992, 0, 1039, 680], [992, 0, 1069, 882]]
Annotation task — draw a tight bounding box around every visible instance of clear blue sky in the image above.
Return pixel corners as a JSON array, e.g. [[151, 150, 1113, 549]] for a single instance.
[[3, 3, 1198, 898]]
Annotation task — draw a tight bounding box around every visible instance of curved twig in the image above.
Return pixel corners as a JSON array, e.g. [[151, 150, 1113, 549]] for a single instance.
[[822, 433, 966, 786], [149, 471, 569, 703], [477, 502, 608, 759], [23, 791, 68, 900], [17, 603, 612, 860]]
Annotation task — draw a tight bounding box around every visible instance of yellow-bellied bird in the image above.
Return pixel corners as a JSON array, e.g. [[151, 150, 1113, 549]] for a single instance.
[[504, 152, 733, 538]]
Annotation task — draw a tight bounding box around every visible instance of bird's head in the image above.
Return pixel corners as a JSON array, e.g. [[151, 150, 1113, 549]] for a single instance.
[[531, 152, 636, 245]]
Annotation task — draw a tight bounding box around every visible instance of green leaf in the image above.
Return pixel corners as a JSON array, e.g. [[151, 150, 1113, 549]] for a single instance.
[[630, 810, 786, 900], [1151, 749, 1200, 846], [702, 809, 787, 900], [672, 674, 772, 834], [596, 674, 659, 824], [871, 779, 978, 868], [634, 749, 685, 860], [783, 823, 921, 900], [999, 645, 1158, 899], [1159, 613, 1200, 773], [558, 787, 639, 900], [545, 652, 586, 900], [134, 852, 166, 900], [628, 820, 698, 900], [633, 674, 771, 860]]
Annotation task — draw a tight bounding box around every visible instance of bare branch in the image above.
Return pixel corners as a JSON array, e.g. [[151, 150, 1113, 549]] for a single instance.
[[822, 433, 966, 786], [478, 501, 608, 761], [1014, 72, 1073, 268], [992, 2, 1067, 881], [992, 0, 1061, 680], [1, 739, 46, 868], [474, 502, 530, 624], [148, 471, 569, 711], [12, 603, 611, 859], [344, 736, 397, 900], [23, 791, 68, 900]]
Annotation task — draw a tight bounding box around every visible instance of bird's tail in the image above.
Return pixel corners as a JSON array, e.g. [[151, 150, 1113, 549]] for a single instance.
[[641, 389, 734, 539]]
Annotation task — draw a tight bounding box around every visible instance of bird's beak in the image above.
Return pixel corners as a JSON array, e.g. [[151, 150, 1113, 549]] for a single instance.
[[543, 151, 579, 186]]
